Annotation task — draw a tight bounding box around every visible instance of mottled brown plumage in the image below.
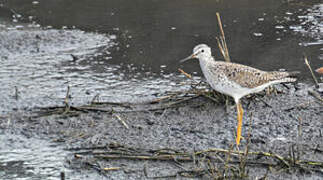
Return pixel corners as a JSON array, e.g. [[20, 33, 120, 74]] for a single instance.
[[208, 61, 296, 89], [180, 44, 298, 145]]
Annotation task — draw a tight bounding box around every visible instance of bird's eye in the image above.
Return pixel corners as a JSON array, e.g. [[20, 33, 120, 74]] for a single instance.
[[201, 50, 204, 53]]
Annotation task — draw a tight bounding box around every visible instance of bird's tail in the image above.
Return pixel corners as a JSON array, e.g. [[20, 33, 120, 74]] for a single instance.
[[287, 71, 300, 77], [284, 71, 299, 83], [267, 71, 299, 82]]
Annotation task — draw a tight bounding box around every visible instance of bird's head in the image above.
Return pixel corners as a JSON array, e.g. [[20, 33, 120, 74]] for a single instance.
[[180, 44, 212, 63]]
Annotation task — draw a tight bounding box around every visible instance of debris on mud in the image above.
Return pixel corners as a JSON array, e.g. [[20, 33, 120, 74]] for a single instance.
[[9, 77, 321, 179], [69, 142, 323, 179]]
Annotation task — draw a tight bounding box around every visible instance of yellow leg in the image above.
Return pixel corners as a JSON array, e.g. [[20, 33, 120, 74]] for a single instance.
[[236, 102, 244, 145]]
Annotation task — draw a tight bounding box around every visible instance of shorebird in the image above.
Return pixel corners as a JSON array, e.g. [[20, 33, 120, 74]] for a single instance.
[[180, 44, 298, 145]]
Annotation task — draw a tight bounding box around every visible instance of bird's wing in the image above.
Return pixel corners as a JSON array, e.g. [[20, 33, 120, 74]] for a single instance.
[[210, 61, 291, 88]]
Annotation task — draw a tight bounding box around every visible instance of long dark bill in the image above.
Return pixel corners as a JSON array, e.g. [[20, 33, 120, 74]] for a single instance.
[[179, 54, 196, 63]]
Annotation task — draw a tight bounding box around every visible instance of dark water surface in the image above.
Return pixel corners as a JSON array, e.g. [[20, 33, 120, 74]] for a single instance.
[[0, 0, 322, 110], [0, 0, 322, 179], [3, 0, 323, 72], [1, 0, 322, 106]]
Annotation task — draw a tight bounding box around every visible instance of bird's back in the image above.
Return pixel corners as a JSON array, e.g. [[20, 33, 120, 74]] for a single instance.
[[205, 60, 297, 89]]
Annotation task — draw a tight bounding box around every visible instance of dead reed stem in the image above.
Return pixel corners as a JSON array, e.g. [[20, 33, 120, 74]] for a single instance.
[[73, 143, 323, 178], [308, 89, 323, 103], [64, 86, 71, 113], [113, 114, 129, 129], [216, 12, 231, 62], [178, 68, 192, 79], [91, 93, 100, 104], [304, 55, 319, 87], [14, 86, 19, 100]]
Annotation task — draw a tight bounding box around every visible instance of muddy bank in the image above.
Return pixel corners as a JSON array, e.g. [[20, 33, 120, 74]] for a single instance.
[[1, 82, 322, 179], [0, 0, 322, 179]]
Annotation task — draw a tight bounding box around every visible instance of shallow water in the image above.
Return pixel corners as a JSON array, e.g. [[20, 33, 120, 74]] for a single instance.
[[0, 27, 195, 114], [0, 0, 321, 112], [0, 0, 322, 179], [5, 0, 321, 75], [0, 132, 67, 179]]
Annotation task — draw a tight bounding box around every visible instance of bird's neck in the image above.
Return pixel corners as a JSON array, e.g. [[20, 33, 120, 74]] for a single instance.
[[198, 56, 212, 73], [198, 56, 213, 65]]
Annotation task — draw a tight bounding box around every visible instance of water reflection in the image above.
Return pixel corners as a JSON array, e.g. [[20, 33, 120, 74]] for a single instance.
[[0, 133, 67, 179]]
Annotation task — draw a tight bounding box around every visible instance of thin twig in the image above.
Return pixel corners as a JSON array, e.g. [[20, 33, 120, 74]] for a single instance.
[[178, 68, 192, 79], [114, 114, 129, 129], [216, 12, 231, 62], [94, 154, 192, 161], [195, 148, 292, 167], [216, 13, 226, 44], [202, 93, 219, 104], [297, 116, 303, 161], [224, 144, 233, 177], [91, 93, 100, 104], [239, 112, 253, 177], [64, 86, 71, 113], [150, 95, 173, 104], [14, 86, 19, 100], [216, 37, 226, 59], [308, 89, 323, 103], [103, 167, 122, 171], [73, 143, 323, 177], [304, 55, 319, 87], [71, 54, 79, 62]]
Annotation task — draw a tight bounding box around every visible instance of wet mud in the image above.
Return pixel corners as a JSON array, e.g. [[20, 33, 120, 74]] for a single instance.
[[0, 0, 323, 179], [1, 82, 323, 179]]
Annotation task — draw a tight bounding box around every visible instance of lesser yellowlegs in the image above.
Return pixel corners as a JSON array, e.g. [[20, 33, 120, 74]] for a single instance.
[[180, 44, 298, 145]]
